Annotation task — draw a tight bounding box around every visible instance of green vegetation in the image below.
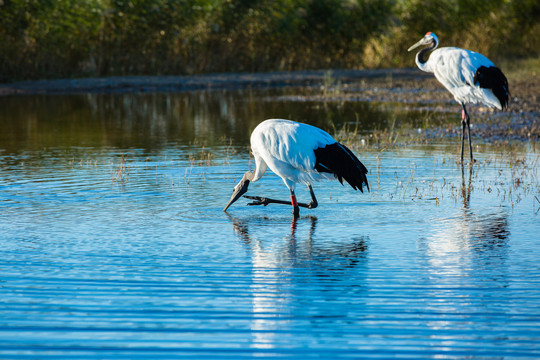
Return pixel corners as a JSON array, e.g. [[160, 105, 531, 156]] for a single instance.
[[501, 57, 540, 82], [1, 0, 539, 81]]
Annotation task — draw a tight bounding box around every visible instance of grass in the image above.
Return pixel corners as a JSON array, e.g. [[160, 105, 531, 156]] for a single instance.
[[325, 109, 539, 210], [500, 57, 540, 82], [68, 132, 538, 215], [323, 111, 539, 209], [112, 154, 129, 183], [1, 0, 538, 81]]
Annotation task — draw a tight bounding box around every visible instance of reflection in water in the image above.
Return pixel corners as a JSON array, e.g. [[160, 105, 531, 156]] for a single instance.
[[421, 209, 509, 270], [228, 215, 368, 269], [424, 165, 510, 271], [460, 164, 473, 208], [227, 215, 368, 350], [0, 91, 262, 153], [420, 164, 510, 273], [419, 164, 511, 332], [0, 89, 389, 156], [0, 86, 451, 168], [460, 164, 509, 253]]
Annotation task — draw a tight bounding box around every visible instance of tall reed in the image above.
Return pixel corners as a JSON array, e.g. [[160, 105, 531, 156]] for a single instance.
[[1, 0, 538, 81]]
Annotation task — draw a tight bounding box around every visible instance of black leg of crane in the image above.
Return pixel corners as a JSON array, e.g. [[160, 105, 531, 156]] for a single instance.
[[306, 184, 318, 209], [292, 200, 300, 218], [460, 103, 467, 163], [461, 104, 474, 164], [244, 184, 319, 217], [466, 115, 474, 163]]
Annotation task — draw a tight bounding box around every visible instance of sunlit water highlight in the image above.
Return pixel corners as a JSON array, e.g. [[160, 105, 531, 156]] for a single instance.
[[0, 90, 539, 359]]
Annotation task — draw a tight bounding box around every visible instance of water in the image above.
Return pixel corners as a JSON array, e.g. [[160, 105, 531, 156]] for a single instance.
[[0, 88, 539, 359]]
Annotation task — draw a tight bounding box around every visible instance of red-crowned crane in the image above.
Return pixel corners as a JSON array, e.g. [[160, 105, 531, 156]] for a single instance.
[[223, 119, 369, 218], [408, 32, 509, 163]]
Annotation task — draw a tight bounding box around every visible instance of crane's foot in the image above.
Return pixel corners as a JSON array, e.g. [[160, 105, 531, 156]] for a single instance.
[[245, 196, 271, 206], [244, 196, 311, 216], [244, 196, 290, 207]]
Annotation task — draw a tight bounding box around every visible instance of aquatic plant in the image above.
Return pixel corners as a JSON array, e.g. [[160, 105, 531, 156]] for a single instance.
[[112, 154, 129, 183]]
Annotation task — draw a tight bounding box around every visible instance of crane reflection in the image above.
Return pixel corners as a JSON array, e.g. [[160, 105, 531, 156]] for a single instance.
[[420, 165, 509, 274], [226, 215, 369, 350], [418, 164, 510, 332]]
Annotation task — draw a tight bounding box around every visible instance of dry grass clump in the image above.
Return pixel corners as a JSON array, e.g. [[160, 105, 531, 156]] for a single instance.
[[111, 154, 130, 183]]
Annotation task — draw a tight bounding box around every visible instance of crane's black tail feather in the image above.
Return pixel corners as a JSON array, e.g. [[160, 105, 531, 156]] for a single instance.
[[314, 142, 369, 192], [474, 66, 509, 109]]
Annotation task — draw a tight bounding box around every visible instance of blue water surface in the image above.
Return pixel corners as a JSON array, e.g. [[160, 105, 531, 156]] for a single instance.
[[0, 91, 539, 359]]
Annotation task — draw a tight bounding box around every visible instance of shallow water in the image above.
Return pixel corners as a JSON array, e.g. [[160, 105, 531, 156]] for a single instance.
[[1, 89, 539, 359]]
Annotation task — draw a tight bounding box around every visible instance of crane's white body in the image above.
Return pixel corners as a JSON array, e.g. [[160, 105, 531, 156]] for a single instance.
[[416, 47, 502, 109], [223, 119, 369, 216], [250, 119, 336, 190], [409, 32, 509, 162]]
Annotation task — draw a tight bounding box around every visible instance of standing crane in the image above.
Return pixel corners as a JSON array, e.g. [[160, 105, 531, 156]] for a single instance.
[[408, 32, 509, 163], [223, 119, 369, 218]]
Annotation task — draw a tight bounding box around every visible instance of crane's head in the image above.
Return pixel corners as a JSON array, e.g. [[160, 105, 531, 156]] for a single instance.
[[408, 32, 439, 52], [223, 172, 251, 212]]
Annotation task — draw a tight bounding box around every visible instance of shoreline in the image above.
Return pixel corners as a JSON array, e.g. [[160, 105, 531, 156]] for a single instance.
[[1, 68, 537, 142], [0, 69, 430, 96]]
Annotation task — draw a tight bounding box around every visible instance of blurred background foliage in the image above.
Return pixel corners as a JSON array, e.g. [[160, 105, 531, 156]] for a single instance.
[[0, 0, 539, 81]]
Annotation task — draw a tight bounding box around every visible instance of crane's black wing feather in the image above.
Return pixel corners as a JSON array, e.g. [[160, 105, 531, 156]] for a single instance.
[[474, 66, 509, 109], [314, 142, 369, 192]]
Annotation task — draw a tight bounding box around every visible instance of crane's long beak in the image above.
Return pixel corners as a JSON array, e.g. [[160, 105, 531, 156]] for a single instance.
[[223, 179, 250, 212], [408, 37, 429, 52]]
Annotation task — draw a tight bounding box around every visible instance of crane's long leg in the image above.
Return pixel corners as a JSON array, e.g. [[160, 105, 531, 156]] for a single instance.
[[461, 104, 475, 164], [465, 111, 474, 163], [460, 104, 467, 163], [306, 184, 318, 209], [244, 184, 318, 218]]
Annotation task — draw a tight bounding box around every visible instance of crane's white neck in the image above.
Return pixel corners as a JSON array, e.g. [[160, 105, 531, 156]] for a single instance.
[[243, 171, 255, 182]]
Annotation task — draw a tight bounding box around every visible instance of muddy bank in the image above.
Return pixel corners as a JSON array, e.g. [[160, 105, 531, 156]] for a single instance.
[[277, 73, 539, 142], [0, 69, 432, 96], [1, 68, 537, 141]]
